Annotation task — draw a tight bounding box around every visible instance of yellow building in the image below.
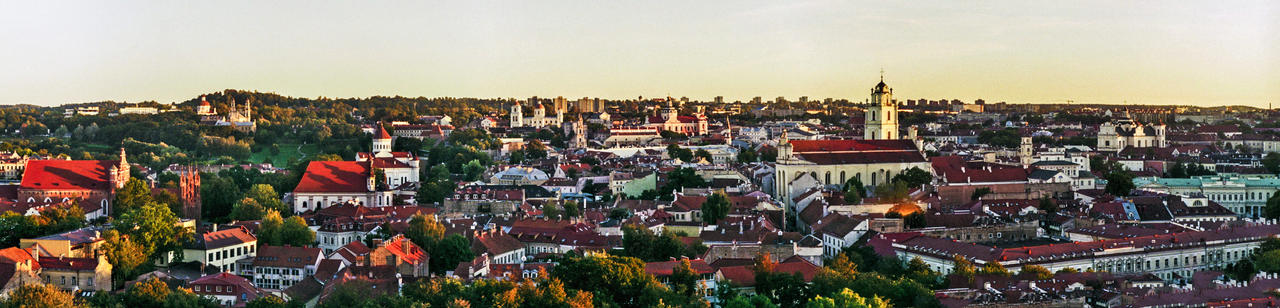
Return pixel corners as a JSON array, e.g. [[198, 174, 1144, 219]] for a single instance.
[[38, 254, 112, 292]]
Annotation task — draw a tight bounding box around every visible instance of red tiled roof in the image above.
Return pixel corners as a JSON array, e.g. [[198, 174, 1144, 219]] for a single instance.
[[39, 257, 100, 271], [369, 157, 411, 169], [786, 139, 926, 165], [188, 273, 261, 301], [20, 160, 120, 190], [644, 258, 714, 276], [375, 125, 392, 139], [931, 156, 1029, 183], [254, 245, 322, 269], [382, 236, 427, 265], [716, 257, 820, 287], [196, 227, 257, 250], [0, 247, 39, 271], [789, 139, 918, 152], [471, 232, 524, 257], [294, 161, 371, 193]]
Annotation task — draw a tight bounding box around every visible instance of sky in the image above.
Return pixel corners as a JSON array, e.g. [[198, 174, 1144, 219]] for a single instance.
[[0, 1, 1276, 107]]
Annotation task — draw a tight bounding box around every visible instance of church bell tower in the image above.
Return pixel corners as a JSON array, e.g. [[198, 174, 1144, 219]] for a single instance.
[[864, 72, 899, 140]]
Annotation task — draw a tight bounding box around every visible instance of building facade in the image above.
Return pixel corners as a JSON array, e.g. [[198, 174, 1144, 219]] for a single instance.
[[1096, 110, 1167, 152], [1135, 173, 1280, 218]]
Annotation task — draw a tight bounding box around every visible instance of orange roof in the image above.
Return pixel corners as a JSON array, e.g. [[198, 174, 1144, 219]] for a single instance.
[[0, 247, 39, 271], [382, 236, 427, 265], [294, 161, 371, 193], [20, 160, 120, 191]]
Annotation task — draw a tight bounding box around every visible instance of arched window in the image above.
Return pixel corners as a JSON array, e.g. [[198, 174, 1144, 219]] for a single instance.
[[871, 173, 877, 186], [840, 171, 846, 184], [825, 172, 831, 185]]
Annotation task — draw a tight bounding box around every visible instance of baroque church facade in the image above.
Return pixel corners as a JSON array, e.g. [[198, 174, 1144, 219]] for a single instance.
[[774, 77, 931, 206], [510, 101, 563, 128], [1096, 110, 1167, 152]]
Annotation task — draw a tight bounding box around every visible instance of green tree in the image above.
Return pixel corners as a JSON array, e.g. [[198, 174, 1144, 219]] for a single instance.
[[1167, 162, 1188, 178], [201, 176, 242, 220], [1, 283, 80, 308], [979, 261, 1011, 277], [405, 214, 445, 249], [658, 167, 708, 199], [1254, 249, 1280, 274], [951, 255, 976, 283], [101, 229, 148, 288], [280, 216, 315, 246], [694, 149, 713, 162], [229, 198, 268, 221], [1038, 197, 1059, 214], [891, 167, 932, 187], [430, 234, 475, 275], [245, 296, 292, 308], [1019, 265, 1054, 280], [259, 210, 284, 246], [551, 254, 669, 307], [753, 253, 811, 307], [245, 184, 289, 215], [1265, 191, 1280, 220], [1264, 152, 1280, 174], [805, 288, 889, 308], [666, 144, 693, 162], [843, 178, 864, 205], [563, 201, 581, 218], [115, 201, 189, 263], [542, 202, 562, 219], [971, 188, 992, 201], [126, 277, 171, 307], [1105, 171, 1135, 197], [724, 295, 777, 308], [462, 159, 486, 181], [113, 178, 153, 217], [737, 148, 759, 163], [668, 259, 701, 298], [702, 193, 731, 225]]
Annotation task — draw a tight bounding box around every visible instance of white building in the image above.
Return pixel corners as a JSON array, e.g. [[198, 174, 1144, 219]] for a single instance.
[[355, 125, 420, 188], [1096, 110, 1167, 152], [183, 227, 258, 274], [291, 160, 394, 213], [251, 245, 323, 290], [510, 101, 563, 128], [893, 223, 1279, 283]]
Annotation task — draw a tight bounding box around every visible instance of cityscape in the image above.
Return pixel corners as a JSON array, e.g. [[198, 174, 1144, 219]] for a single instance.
[[0, 1, 1278, 308]]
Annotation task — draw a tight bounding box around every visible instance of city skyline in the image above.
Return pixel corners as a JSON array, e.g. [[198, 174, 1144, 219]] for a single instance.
[[1, 1, 1276, 107]]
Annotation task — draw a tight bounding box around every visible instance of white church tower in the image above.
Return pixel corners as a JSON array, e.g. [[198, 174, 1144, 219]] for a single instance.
[[864, 73, 899, 140], [510, 103, 524, 128]]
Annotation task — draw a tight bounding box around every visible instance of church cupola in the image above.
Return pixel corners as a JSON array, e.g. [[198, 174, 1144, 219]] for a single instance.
[[373, 123, 393, 156]]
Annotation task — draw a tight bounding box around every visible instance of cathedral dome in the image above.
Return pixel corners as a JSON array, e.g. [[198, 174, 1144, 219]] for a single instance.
[[873, 80, 891, 94]]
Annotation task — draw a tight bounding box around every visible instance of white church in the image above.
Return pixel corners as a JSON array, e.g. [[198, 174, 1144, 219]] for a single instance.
[[510, 101, 563, 128], [774, 76, 931, 206]]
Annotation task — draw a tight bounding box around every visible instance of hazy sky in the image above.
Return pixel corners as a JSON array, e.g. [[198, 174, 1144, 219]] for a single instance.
[[1, 1, 1276, 107]]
